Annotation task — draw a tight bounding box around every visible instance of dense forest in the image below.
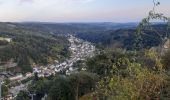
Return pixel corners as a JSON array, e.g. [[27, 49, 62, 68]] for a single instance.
[[0, 23, 70, 73], [76, 24, 170, 50]]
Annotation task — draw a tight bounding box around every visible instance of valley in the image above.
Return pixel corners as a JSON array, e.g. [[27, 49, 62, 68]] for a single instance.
[[0, 22, 170, 100], [0, 0, 170, 99], [6, 34, 95, 99]]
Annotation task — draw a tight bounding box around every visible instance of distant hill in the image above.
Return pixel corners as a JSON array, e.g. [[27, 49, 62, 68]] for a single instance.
[[76, 24, 170, 50], [14, 22, 138, 34]]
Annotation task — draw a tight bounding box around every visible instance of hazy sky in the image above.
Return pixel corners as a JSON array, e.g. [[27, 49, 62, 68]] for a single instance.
[[0, 0, 169, 22]]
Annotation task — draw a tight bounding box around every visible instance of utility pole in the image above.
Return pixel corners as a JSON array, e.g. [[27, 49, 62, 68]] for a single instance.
[[0, 76, 4, 100], [31, 94, 34, 100], [0, 67, 4, 100], [0, 79, 1, 100], [29, 91, 36, 100]]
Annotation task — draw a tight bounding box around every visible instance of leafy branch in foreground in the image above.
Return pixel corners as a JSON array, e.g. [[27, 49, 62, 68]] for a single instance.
[[95, 50, 166, 100], [134, 0, 169, 50]]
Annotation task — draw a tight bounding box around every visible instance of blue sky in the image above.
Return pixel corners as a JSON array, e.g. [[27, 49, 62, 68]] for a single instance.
[[0, 0, 169, 22]]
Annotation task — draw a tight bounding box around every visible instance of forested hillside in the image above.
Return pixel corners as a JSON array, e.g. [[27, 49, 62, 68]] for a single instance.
[[76, 24, 170, 50], [0, 22, 70, 73]]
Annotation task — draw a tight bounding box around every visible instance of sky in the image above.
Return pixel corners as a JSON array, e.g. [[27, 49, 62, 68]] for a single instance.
[[0, 0, 169, 22]]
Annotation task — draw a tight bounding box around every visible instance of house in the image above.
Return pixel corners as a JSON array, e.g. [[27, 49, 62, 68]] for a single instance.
[[38, 74, 44, 78], [82, 68, 86, 71], [0, 37, 12, 42], [55, 68, 61, 72], [9, 74, 23, 81], [49, 65, 55, 69], [44, 73, 51, 77], [66, 70, 70, 75], [4, 94, 13, 100], [33, 68, 41, 73], [26, 72, 33, 78], [54, 60, 59, 63], [69, 67, 74, 71]]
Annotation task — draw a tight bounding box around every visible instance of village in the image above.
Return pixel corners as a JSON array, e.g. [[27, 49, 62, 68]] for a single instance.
[[33, 34, 95, 77], [0, 34, 95, 99]]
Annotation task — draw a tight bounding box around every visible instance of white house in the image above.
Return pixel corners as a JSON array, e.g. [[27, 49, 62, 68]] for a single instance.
[[0, 37, 12, 42], [9, 74, 23, 81], [38, 74, 44, 78], [26, 72, 33, 78]]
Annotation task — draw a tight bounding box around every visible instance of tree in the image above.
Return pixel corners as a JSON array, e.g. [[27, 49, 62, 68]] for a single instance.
[[28, 78, 51, 100], [96, 51, 166, 100], [33, 72, 39, 82], [16, 91, 30, 100], [48, 76, 74, 100], [69, 72, 98, 100], [2, 85, 8, 98], [162, 50, 170, 70], [133, 0, 169, 50]]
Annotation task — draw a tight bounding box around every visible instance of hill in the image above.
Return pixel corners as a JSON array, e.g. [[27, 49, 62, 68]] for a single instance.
[[76, 24, 170, 50], [0, 22, 70, 73]]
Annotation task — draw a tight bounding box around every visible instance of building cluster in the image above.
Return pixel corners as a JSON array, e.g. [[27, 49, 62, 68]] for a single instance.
[[33, 35, 95, 77], [0, 72, 33, 100], [0, 72, 33, 82], [0, 34, 95, 99]]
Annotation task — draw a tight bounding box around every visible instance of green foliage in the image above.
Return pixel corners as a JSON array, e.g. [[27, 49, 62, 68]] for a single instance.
[[86, 54, 112, 76], [95, 50, 166, 100], [86, 49, 136, 77], [77, 25, 170, 50], [162, 50, 170, 70], [2, 85, 8, 97], [16, 91, 30, 100], [69, 72, 98, 100], [133, 0, 169, 50], [0, 30, 70, 73], [27, 72, 98, 100], [34, 72, 39, 82], [48, 76, 74, 100], [72, 60, 85, 71], [29, 78, 50, 100]]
